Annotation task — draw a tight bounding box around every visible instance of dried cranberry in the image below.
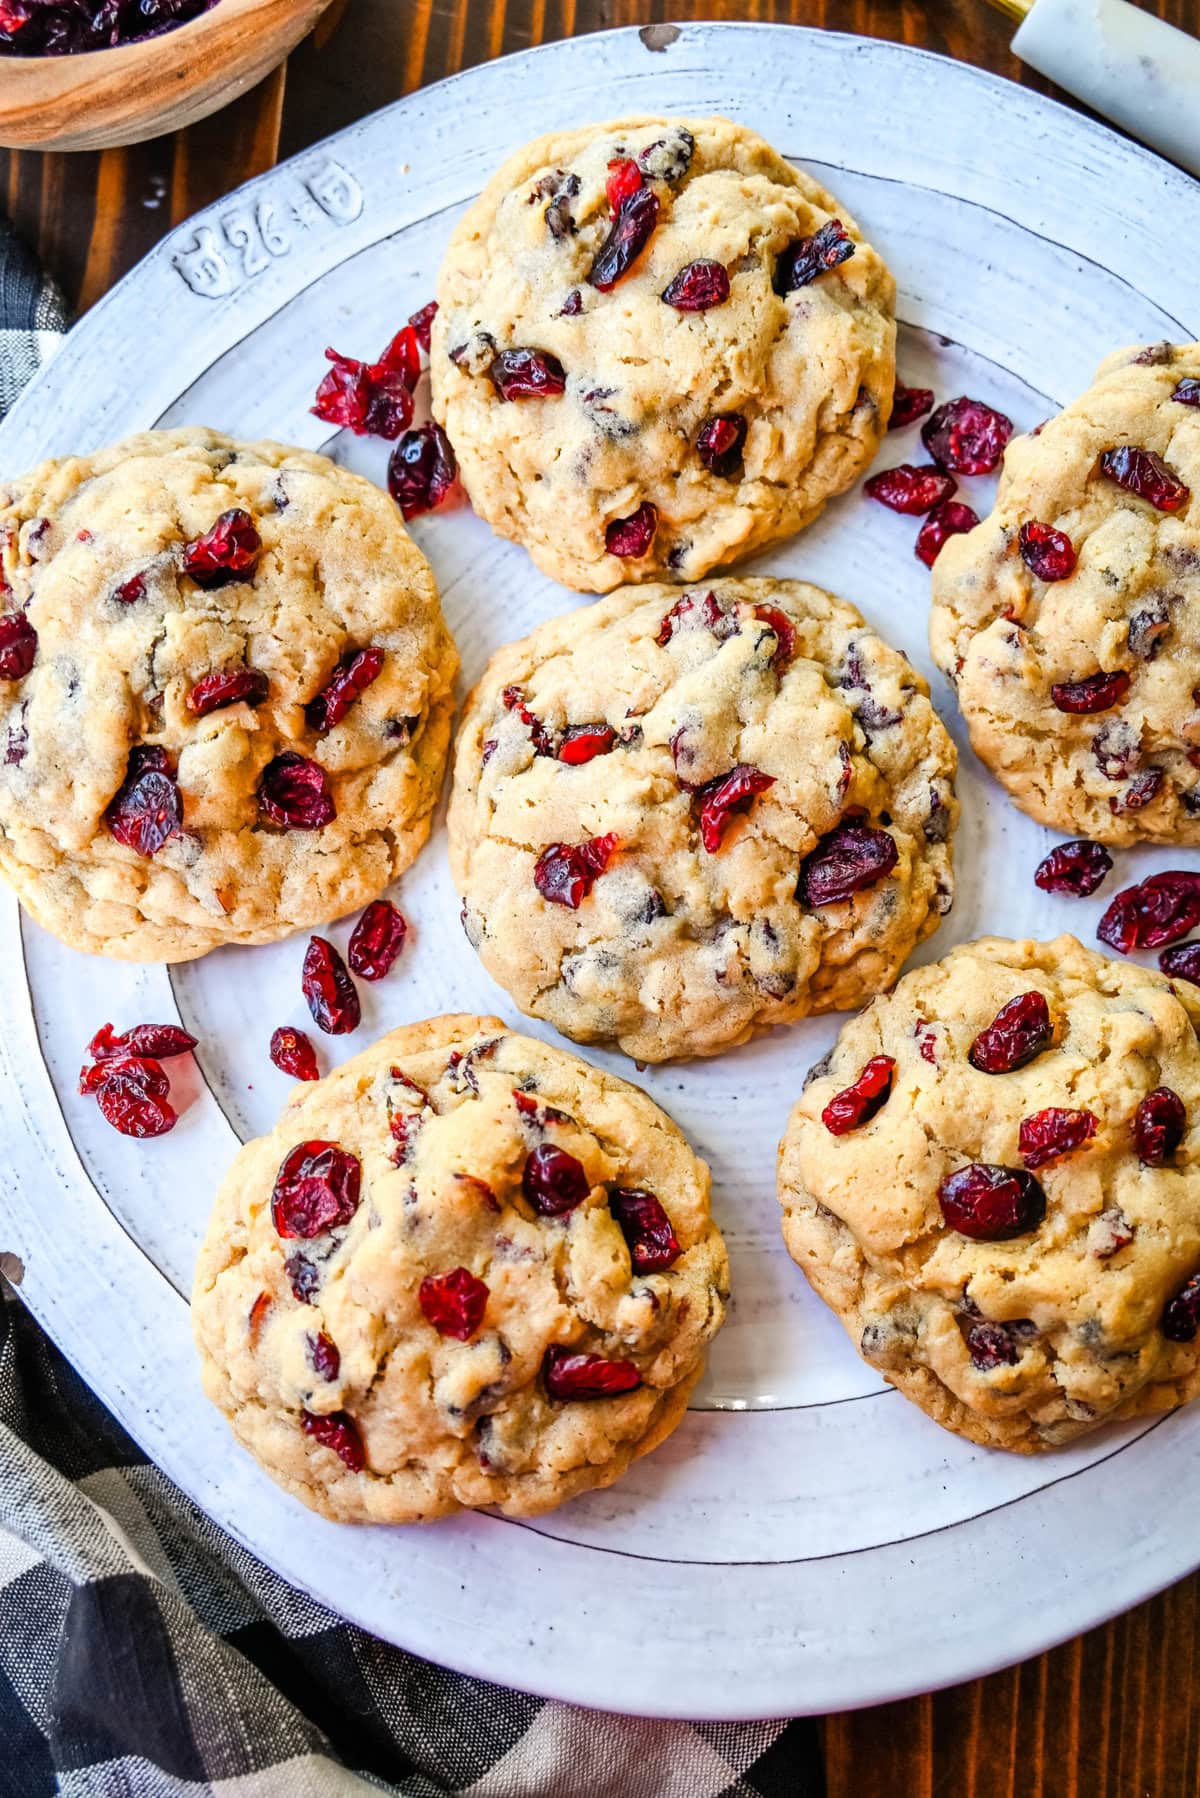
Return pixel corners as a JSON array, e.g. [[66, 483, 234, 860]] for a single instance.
[[1163, 1273, 1200, 1342], [106, 745, 182, 857], [388, 423, 458, 520], [271, 1140, 361, 1238], [1091, 721, 1139, 782], [609, 1188, 681, 1273], [821, 1055, 896, 1134], [605, 156, 643, 210], [1098, 872, 1200, 953], [408, 300, 438, 352], [301, 937, 360, 1035], [248, 1291, 272, 1346], [523, 1143, 589, 1215], [864, 464, 957, 515], [1051, 670, 1130, 714], [306, 647, 385, 733], [661, 259, 730, 311], [419, 1266, 490, 1340], [377, 325, 421, 386], [774, 219, 855, 293], [753, 604, 796, 669], [543, 1345, 641, 1401], [300, 1408, 364, 1471], [0, 611, 36, 680], [921, 397, 1013, 475], [269, 1026, 319, 1081], [347, 899, 407, 980], [656, 590, 733, 645], [588, 183, 660, 291], [307, 1331, 340, 1381], [286, 1254, 320, 1303], [1170, 378, 1200, 407], [1019, 521, 1077, 581], [915, 501, 980, 567], [1100, 447, 1190, 512], [490, 347, 567, 400], [95, 1063, 177, 1138], [1019, 1106, 1097, 1170], [694, 764, 776, 852], [186, 667, 268, 716], [1133, 1087, 1186, 1165], [559, 723, 616, 765], [181, 509, 261, 588], [696, 413, 747, 479], [1160, 941, 1200, 987], [1113, 768, 1164, 816], [968, 992, 1052, 1073], [966, 1322, 1019, 1370], [259, 753, 335, 830], [559, 290, 584, 317], [4, 717, 26, 764], [312, 348, 372, 430], [888, 382, 935, 430], [798, 819, 898, 907], [88, 1022, 196, 1062], [313, 334, 417, 439], [502, 685, 557, 757], [79, 1054, 170, 1099], [606, 503, 658, 559], [533, 833, 617, 908], [940, 1163, 1047, 1240], [1034, 839, 1112, 897]]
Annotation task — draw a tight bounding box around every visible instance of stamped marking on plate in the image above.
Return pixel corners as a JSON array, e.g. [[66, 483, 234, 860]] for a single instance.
[[171, 159, 365, 299]]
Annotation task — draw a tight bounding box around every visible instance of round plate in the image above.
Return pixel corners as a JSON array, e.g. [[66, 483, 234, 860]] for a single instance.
[[2, 23, 1199, 1720]]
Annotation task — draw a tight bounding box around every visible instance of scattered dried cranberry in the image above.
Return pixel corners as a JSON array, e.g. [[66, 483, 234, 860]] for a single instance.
[[606, 502, 658, 559], [588, 183, 660, 291], [94, 1060, 177, 1138], [419, 1266, 490, 1340], [409, 300, 438, 352], [186, 667, 268, 717], [821, 1055, 896, 1135], [605, 156, 643, 210], [694, 764, 776, 852], [347, 898, 407, 980], [921, 397, 1013, 475], [387, 423, 457, 520], [914, 501, 980, 567], [1019, 1106, 1097, 1170], [106, 745, 182, 857], [753, 604, 795, 669], [523, 1143, 589, 1216], [655, 589, 733, 645], [1111, 767, 1163, 815], [662, 259, 730, 311], [1171, 378, 1200, 407], [559, 723, 616, 765], [864, 464, 957, 515], [271, 1140, 361, 1238], [259, 752, 335, 830], [1098, 872, 1200, 953], [306, 646, 385, 733], [888, 382, 935, 430], [1160, 942, 1200, 987], [696, 413, 747, 479], [301, 1408, 364, 1471], [939, 1163, 1047, 1240], [1100, 446, 1190, 512], [88, 1021, 195, 1062], [248, 1291, 272, 1347], [543, 1345, 641, 1401], [181, 509, 261, 588], [533, 833, 617, 908], [609, 1188, 681, 1273], [1034, 839, 1112, 897], [313, 334, 417, 439], [307, 1331, 341, 1382], [1019, 521, 1077, 582], [1163, 1273, 1200, 1342], [0, 611, 36, 680], [269, 1026, 319, 1081], [285, 1253, 320, 1303], [79, 1053, 170, 1099], [798, 818, 898, 907], [1051, 670, 1130, 714], [774, 219, 855, 293], [969, 991, 1052, 1073], [301, 937, 360, 1035], [112, 574, 146, 605], [1133, 1087, 1186, 1165], [502, 684, 556, 757], [490, 346, 568, 400], [966, 1322, 1019, 1370], [559, 289, 584, 317]]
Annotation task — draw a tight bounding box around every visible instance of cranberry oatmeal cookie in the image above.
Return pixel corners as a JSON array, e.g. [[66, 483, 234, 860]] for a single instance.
[[778, 935, 1200, 1452], [192, 1015, 728, 1522], [432, 116, 896, 592], [0, 427, 458, 960], [448, 578, 958, 1063], [929, 342, 1200, 845]]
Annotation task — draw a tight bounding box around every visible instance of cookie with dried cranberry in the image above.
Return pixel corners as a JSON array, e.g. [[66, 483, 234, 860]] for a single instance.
[[192, 1013, 728, 1523], [432, 115, 896, 592], [447, 577, 958, 1063], [929, 342, 1200, 845], [0, 427, 458, 960], [778, 934, 1200, 1453]]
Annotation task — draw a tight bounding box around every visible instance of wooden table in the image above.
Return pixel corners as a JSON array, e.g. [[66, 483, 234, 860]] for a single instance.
[[4, 1, 1198, 1787]]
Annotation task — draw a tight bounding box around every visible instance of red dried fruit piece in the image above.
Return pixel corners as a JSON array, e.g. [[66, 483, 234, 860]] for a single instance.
[[661, 259, 730, 311], [966, 1322, 1019, 1370], [588, 183, 660, 291], [694, 764, 776, 852], [1051, 670, 1130, 714], [348, 898, 407, 980], [313, 337, 416, 439], [968, 991, 1052, 1073], [655, 589, 733, 645], [1134, 1087, 1186, 1166], [1163, 1273, 1200, 1342], [533, 833, 617, 909], [605, 156, 643, 210], [409, 300, 438, 352], [106, 745, 182, 857], [306, 646, 385, 733], [271, 1140, 362, 1238], [1171, 378, 1200, 406], [502, 684, 557, 757], [939, 1163, 1047, 1240], [248, 1292, 272, 1347], [112, 574, 146, 605], [1111, 767, 1163, 815], [609, 1187, 681, 1273], [79, 1054, 170, 1097], [490, 348, 567, 400], [606, 502, 658, 559], [864, 464, 957, 515], [0, 611, 36, 680], [95, 1060, 178, 1139], [559, 723, 616, 765], [559, 290, 584, 317], [1160, 942, 1200, 987], [259, 752, 335, 830], [752, 604, 795, 669], [376, 325, 421, 387], [88, 1021, 196, 1062], [774, 219, 855, 293], [916, 1022, 938, 1064], [269, 1026, 319, 1081], [302, 937, 361, 1035], [286, 1253, 320, 1303], [301, 1408, 364, 1471], [1098, 871, 1200, 953], [821, 1055, 896, 1135], [1034, 839, 1112, 897], [888, 382, 935, 431], [543, 1345, 641, 1401], [1019, 1106, 1098, 1170], [1100, 446, 1190, 512], [914, 501, 980, 567], [388, 423, 457, 520], [186, 667, 268, 717], [181, 509, 261, 588], [523, 1143, 589, 1216], [1019, 521, 1077, 581], [798, 819, 898, 907], [307, 1331, 340, 1381], [696, 412, 747, 479], [419, 1266, 490, 1340], [312, 348, 375, 433], [921, 396, 1013, 475]]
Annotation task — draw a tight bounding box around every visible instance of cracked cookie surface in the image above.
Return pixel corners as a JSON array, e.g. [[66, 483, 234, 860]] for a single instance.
[[0, 427, 458, 961], [432, 115, 896, 592], [930, 342, 1200, 845], [192, 1014, 729, 1522], [778, 935, 1200, 1452], [448, 577, 958, 1063]]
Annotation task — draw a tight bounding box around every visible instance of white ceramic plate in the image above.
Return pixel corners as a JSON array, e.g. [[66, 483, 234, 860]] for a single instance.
[[2, 23, 1199, 1720]]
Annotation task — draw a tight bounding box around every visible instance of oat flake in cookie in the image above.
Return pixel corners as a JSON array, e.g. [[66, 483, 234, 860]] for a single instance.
[[432, 116, 896, 593], [192, 1015, 729, 1523], [0, 428, 458, 960], [778, 935, 1200, 1453], [448, 578, 958, 1063], [929, 342, 1200, 845]]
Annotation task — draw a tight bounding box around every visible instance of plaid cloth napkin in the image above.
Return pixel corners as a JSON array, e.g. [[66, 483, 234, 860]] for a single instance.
[[0, 217, 824, 1798]]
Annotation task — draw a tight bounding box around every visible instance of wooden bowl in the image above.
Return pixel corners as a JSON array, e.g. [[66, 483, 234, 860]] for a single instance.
[[0, 0, 333, 152]]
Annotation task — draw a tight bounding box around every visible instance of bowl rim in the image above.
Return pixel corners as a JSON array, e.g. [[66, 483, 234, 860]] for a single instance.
[[0, 0, 311, 66]]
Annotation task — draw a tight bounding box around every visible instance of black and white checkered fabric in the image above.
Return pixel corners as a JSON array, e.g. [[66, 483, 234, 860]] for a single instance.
[[0, 224, 823, 1798]]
